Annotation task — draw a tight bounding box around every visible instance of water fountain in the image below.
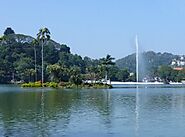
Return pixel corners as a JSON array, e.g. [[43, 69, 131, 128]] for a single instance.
[[135, 35, 140, 136], [135, 35, 139, 83], [111, 35, 164, 87]]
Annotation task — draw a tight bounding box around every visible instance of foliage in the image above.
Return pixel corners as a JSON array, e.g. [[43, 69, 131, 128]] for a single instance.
[[4, 27, 15, 35], [0, 30, 71, 83], [37, 27, 51, 85], [46, 64, 61, 82], [100, 54, 115, 80], [157, 65, 185, 83], [1, 27, 185, 86], [21, 81, 58, 88], [116, 68, 130, 81], [116, 51, 177, 74], [69, 67, 82, 85]]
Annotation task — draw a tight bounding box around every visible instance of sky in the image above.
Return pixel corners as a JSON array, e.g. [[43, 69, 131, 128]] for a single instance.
[[1, 0, 185, 59]]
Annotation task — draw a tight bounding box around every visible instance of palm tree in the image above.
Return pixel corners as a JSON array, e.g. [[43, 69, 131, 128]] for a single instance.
[[46, 64, 61, 82], [37, 28, 50, 86], [31, 39, 39, 82], [24, 68, 35, 82], [69, 67, 82, 86], [100, 54, 115, 82]]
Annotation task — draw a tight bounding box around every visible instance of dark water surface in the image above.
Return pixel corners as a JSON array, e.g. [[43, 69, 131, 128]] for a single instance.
[[0, 85, 185, 137]]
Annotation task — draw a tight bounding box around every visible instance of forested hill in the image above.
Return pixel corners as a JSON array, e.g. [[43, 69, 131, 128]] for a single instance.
[[0, 28, 87, 83], [0, 27, 134, 83], [116, 51, 181, 72]]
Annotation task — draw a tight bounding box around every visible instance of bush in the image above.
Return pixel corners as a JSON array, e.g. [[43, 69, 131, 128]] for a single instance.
[[48, 82, 58, 88], [21, 81, 58, 88]]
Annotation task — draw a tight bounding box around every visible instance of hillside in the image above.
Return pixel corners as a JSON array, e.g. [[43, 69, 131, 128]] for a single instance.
[[116, 51, 182, 73], [0, 29, 82, 83], [0, 33, 63, 49]]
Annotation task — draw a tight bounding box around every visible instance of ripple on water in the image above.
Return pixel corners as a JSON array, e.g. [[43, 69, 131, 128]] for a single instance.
[[0, 87, 185, 136]]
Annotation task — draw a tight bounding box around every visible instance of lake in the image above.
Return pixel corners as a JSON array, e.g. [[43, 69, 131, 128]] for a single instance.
[[0, 85, 185, 137]]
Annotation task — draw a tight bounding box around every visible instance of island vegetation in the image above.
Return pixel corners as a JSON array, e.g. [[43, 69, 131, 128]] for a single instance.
[[0, 27, 185, 88], [0, 27, 126, 88]]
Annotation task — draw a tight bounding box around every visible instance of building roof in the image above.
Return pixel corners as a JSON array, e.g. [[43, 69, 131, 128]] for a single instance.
[[173, 67, 184, 71]]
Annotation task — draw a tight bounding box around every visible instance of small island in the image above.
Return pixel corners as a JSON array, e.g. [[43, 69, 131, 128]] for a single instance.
[[21, 81, 112, 89], [0, 27, 119, 89]]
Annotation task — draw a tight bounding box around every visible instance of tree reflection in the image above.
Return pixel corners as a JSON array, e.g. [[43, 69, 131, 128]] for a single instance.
[[0, 89, 81, 136]]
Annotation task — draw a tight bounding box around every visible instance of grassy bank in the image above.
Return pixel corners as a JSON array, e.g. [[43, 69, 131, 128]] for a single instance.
[[21, 82, 112, 89], [21, 82, 58, 88]]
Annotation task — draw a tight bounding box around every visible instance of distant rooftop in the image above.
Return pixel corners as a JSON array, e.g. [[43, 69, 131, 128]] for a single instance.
[[173, 67, 184, 71]]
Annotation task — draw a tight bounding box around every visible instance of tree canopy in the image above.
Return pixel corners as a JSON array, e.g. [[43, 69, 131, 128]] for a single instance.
[[0, 27, 185, 84], [4, 27, 15, 36]]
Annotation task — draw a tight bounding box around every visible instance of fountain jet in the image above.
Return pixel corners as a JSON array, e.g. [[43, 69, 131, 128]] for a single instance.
[[136, 35, 139, 83]]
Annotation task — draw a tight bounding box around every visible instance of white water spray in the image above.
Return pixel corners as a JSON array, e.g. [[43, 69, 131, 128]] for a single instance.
[[136, 35, 139, 83]]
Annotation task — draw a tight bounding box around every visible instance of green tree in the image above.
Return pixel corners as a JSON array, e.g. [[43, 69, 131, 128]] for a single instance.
[[85, 66, 99, 82], [116, 69, 130, 81], [46, 64, 61, 82], [37, 28, 50, 86], [176, 69, 185, 82], [60, 44, 70, 53], [100, 54, 115, 81], [4, 27, 15, 36], [59, 66, 70, 82], [69, 67, 82, 85], [14, 57, 33, 81], [44, 43, 59, 64], [24, 68, 35, 82], [157, 65, 174, 83]]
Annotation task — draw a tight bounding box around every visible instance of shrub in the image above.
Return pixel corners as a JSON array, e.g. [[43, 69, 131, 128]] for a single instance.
[[21, 81, 58, 88]]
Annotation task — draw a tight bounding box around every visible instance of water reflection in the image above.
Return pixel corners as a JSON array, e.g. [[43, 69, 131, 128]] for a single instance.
[[0, 87, 185, 136], [135, 86, 140, 137]]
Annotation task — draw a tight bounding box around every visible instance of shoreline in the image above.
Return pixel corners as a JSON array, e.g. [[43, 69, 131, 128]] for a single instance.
[[21, 82, 113, 89]]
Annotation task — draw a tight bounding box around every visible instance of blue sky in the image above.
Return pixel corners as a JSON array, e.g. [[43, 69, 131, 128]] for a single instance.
[[1, 0, 185, 59]]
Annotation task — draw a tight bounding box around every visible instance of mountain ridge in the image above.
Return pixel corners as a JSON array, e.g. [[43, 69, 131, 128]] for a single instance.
[[116, 51, 183, 73]]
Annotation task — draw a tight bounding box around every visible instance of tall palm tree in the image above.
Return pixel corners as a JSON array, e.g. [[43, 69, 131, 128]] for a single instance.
[[37, 28, 50, 86], [31, 39, 39, 82], [100, 54, 115, 82]]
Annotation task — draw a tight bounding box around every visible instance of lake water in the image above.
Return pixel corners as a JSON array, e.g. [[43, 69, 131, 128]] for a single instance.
[[0, 85, 185, 137]]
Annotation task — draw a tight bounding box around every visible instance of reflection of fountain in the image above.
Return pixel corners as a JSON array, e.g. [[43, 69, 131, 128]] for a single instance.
[[135, 86, 140, 137], [40, 90, 47, 136]]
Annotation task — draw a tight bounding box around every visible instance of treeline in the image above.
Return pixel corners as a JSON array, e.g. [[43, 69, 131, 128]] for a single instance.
[[157, 65, 185, 83], [1, 27, 185, 84], [116, 51, 177, 73], [116, 51, 185, 82], [0, 27, 133, 84]]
